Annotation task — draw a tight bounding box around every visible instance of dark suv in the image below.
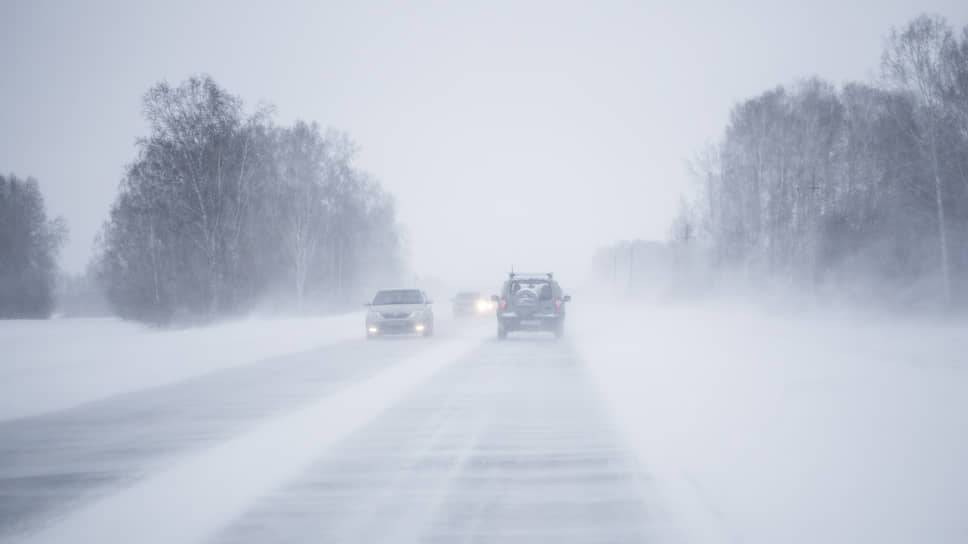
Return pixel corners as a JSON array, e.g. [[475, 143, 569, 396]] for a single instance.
[[491, 273, 571, 339]]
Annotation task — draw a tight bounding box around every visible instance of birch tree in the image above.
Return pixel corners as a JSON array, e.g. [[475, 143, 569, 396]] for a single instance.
[[96, 76, 405, 322], [882, 15, 960, 303], [0, 174, 66, 318]]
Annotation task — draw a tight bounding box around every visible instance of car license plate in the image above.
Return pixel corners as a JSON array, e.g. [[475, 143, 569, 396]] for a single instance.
[[520, 319, 541, 326]]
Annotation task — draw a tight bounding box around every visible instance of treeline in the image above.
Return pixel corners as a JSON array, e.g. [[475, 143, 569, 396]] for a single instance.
[[0, 174, 66, 318], [96, 76, 403, 323], [675, 15, 968, 309]]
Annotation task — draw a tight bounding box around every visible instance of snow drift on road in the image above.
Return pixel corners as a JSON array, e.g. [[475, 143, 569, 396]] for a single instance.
[[574, 302, 968, 544], [1, 314, 363, 421], [20, 333, 484, 544]]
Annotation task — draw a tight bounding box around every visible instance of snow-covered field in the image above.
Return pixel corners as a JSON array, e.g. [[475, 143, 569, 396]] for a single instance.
[[575, 302, 968, 544], [0, 313, 363, 421]]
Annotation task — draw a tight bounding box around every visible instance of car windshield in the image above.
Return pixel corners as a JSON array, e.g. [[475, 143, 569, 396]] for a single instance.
[[373, 289, 423, 305]]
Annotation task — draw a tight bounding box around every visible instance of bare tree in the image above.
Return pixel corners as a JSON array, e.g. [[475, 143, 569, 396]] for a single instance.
[[96, 76, 405, 323], [0, 174, 67, 318], [882, 15, 960, 302]]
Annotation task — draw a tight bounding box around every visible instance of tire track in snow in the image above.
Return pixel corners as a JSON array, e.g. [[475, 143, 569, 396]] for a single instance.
[[212, 335, 672, 543]]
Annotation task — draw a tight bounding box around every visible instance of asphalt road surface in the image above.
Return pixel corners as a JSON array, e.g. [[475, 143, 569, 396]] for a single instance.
[[1, 317, 674, 543]]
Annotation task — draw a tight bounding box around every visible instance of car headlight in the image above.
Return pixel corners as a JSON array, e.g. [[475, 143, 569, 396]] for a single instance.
[[476, 299, 489, 312]]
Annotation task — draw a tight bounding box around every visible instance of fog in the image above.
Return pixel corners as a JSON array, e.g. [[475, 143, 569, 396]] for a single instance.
[[3, 0, 965, 283], [4, 306, 967, 543], [575, 301, 968, 543], [3, 2, 968, 543]]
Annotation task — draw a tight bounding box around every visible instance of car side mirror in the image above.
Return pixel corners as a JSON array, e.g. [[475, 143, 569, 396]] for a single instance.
[[562, 295, 572, 302]]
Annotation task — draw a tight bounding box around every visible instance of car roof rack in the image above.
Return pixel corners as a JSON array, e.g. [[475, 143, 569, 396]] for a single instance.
[[508, 272, 554, 279]]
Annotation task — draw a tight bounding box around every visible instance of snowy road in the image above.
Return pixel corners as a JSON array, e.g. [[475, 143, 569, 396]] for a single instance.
[[210, 334, 669, 544], [1, 333, 451, 538], [0, 316, 668, 543], [4, 305, 968, 544]]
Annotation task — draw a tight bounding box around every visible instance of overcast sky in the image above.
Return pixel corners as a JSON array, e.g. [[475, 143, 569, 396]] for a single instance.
[[2, 0, 966, 285]]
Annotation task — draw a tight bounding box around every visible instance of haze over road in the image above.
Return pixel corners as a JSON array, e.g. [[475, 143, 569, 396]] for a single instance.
[[1, 316, 665, 543], [2, 304, 967, 543]]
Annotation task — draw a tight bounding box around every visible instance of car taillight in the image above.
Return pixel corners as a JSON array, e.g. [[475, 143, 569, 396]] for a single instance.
[[555, 296, 561, 310], [500, 297, 507, 310]]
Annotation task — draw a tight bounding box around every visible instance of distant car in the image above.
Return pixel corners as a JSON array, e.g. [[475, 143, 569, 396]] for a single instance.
[[365, 289, 434, 338], [492, 273, 571, 340], [451, 291, 494, 317]]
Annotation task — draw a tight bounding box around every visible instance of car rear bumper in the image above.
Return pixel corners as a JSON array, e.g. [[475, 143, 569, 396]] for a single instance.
[[498, 313, 563, 331]]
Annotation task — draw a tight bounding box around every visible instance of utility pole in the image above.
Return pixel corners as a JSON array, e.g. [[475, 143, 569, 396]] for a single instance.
[[612, 248, 618, 287], [629, 242, 635, 293]]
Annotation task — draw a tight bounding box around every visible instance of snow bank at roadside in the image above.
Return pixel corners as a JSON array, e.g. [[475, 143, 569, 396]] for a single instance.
[[574, 302, 968, 544], [1, 313, 363, 421]]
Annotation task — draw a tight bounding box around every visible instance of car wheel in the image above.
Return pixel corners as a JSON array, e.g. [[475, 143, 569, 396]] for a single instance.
[[554, 323, 564, 339], [497, 325, 507, 340]]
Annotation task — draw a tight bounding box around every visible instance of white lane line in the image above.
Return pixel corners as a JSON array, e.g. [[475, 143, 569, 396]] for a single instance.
[[21, 337, 483, 544]]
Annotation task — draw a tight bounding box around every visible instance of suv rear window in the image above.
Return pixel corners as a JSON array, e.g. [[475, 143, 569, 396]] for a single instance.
[[507, 280, 553, 300]]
